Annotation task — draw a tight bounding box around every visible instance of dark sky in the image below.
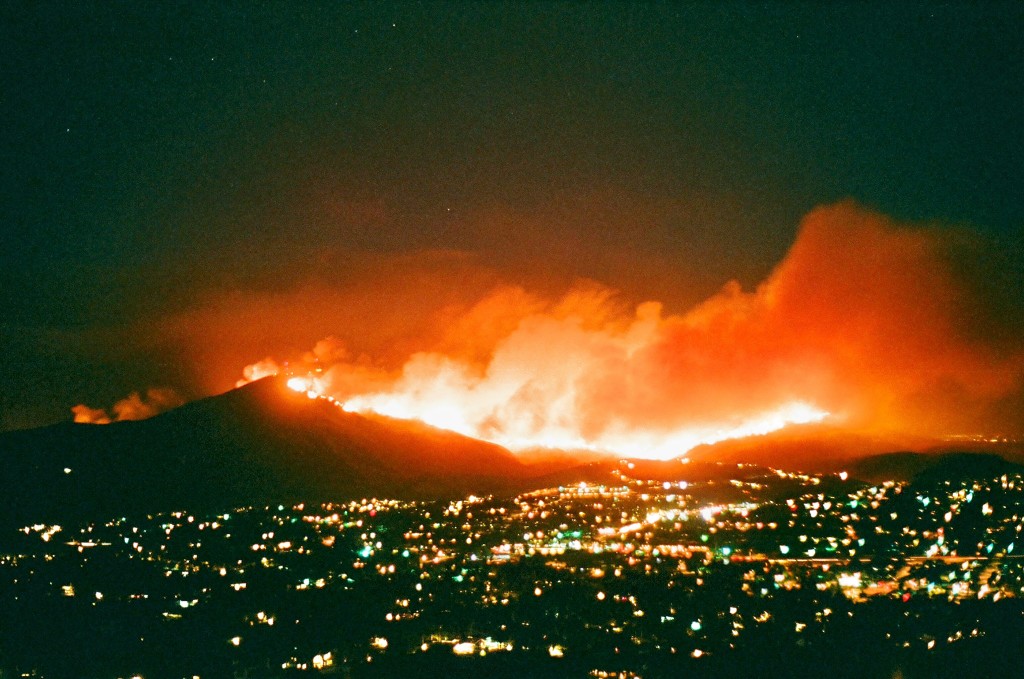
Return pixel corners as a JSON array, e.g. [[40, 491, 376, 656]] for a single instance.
[[2, 2, 1023, 431]]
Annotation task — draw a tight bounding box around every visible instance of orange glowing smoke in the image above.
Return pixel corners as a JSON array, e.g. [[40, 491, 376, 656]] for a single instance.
[[277, 330, 829, 458], [72, 387, 185, 425], [244, 283, 834, 458], [233, 202, 1023, 458]]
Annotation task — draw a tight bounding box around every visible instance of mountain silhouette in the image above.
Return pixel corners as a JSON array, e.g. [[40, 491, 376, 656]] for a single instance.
[[0, 377, 543, 531], [7, 377, 1016, 535], [852, 451, 1024, 484]]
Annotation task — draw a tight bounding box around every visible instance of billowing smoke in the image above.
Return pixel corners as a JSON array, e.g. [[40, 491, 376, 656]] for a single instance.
[[734, 203, 1023, 434], [71, 387, 185, 425], [71, 404, 112, 425], [229, 202, 1023, 457], [235, 357, 283, 388]]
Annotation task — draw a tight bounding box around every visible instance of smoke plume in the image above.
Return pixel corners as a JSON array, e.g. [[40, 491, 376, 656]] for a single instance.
[[71, 387, 185, 425], [229, 202, 1023, 457]]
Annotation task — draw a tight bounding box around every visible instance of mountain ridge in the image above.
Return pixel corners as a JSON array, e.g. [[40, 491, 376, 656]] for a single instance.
[[0, 377, 540, 530], [3, 378, 1021, 532]]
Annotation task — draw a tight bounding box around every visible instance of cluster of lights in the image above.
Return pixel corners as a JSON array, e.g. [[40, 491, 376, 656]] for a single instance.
[[11, 464, 1024, 676]]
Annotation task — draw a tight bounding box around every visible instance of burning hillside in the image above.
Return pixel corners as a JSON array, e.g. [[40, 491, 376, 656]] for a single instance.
[[72, 203, 1024, 461]]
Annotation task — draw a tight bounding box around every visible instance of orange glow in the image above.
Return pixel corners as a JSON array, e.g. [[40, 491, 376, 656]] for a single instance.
[[286, 377, 308, 393], [227, 203, 1024, 457], [286, 376, 325, 401], [71, 388, 184, 425], [263, 299, 831, 459], [340, 376, 827, 458], [235, 357, 281, 388]]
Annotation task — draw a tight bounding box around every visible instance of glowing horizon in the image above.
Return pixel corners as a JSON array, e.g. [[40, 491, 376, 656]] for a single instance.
[[73, 204, 1024, 449], [285, 372, 829, 460]]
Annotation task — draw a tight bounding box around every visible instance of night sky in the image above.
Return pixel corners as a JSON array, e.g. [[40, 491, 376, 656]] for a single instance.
[[2, 2, 1022, 434]]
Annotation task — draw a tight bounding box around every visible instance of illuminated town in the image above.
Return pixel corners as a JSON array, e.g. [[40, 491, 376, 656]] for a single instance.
[[4, 461, 1024, 678]]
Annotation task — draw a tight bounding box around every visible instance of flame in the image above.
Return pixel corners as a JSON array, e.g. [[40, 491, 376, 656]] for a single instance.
[[192, 202, 1021, 456], [286, 376, 326, 401], [255, 273, 842, 459], [234, 202, 1024, 457], [285, 376, 309, 393], [275, 338, 829, 459], [342, 391, 827, 459]]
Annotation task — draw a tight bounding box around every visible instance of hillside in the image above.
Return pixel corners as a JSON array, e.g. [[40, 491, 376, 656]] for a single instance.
[[0, 377, 537, 530]]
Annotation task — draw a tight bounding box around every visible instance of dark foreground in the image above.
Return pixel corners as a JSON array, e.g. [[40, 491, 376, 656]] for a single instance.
[[4, 464, 1024, 678]]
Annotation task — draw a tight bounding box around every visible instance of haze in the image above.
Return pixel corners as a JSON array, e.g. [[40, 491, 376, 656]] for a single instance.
[[3, 4, 1022, 452]]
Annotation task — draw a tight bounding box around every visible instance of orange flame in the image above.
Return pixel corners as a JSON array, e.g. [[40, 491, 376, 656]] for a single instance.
[[343, 392, 827, 458], [272, 304, 830, 459], [284, 367, 827, 458], [236, 203, 1024, 457]]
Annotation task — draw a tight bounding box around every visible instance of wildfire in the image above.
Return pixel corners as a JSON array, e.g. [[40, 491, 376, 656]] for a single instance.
[[283, 364, 828, 459], [257, 256, 865, 459], [78, 203, 1020, 448], [233, 203, 1024, 456], [286, 377, 322, 400]]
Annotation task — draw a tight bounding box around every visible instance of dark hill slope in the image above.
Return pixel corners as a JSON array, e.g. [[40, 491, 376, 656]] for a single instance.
[[0, 377, 533, 529], [852, 451, 1024, 484]]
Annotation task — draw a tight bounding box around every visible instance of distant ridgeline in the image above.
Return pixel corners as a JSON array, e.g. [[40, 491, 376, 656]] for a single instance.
[[1, 376, 1020, 535], [0, 378, 546, 533]]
